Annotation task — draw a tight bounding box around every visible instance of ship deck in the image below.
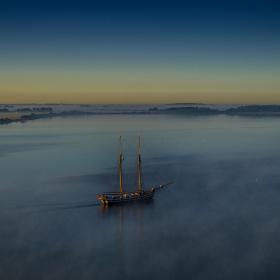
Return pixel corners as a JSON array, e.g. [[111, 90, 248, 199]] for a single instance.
[[96, 189, 155, 205]]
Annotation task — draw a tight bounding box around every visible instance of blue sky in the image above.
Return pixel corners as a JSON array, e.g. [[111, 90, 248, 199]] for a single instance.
[[0, 0, 279, 103]]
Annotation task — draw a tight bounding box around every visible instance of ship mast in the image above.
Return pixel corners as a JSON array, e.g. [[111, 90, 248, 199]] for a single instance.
[[119, 136, 124, 193], [137, 136, 143, 192]]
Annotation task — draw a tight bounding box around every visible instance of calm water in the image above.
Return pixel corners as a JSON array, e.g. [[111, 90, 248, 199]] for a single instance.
[[1, 114, 280, 280]]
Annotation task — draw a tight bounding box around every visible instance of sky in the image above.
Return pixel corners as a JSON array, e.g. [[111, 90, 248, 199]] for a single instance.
[[0, 0, 280, 104]]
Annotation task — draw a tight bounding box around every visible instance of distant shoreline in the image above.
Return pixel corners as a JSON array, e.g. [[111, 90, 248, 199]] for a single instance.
[[1, 104, 280, 125]]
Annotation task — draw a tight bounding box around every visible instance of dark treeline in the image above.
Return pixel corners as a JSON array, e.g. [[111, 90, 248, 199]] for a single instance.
[[155, 105, 280, 116]]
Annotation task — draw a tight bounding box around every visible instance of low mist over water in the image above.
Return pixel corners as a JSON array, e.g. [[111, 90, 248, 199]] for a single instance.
[[1, 115, 280, 280]]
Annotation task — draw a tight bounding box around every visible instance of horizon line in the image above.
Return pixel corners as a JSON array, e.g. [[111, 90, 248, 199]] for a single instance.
[[1, 102, 280, 106]]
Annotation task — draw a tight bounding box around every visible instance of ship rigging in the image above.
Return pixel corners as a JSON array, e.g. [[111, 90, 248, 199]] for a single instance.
[[96, 136, 171, 206]]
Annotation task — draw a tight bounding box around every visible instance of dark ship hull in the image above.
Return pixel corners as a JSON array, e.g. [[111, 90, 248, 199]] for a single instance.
[[96, 189, 155, 206]]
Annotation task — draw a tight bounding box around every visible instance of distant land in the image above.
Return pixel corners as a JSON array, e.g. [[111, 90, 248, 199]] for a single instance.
[[1, 104, 280, 125]]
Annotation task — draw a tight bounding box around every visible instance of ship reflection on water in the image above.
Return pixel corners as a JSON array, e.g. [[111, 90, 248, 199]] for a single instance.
[[98, 201, 156, 279]]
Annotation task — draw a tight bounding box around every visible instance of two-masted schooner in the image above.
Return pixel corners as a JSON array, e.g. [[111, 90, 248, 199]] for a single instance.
[[96, 137, 170, 206]]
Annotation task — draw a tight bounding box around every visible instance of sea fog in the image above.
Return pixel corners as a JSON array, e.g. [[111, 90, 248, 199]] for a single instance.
[[1, 114, 280, 280]]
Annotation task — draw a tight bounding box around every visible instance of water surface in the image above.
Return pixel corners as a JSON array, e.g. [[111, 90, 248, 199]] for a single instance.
[[1, 114, 280, 280]]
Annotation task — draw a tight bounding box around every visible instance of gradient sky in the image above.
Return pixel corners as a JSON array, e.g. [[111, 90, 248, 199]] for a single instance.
[[0, 0, 280, 104]]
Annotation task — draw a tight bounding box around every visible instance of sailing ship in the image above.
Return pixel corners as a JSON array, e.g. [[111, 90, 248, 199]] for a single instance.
[[96, 136, 171, 206]]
